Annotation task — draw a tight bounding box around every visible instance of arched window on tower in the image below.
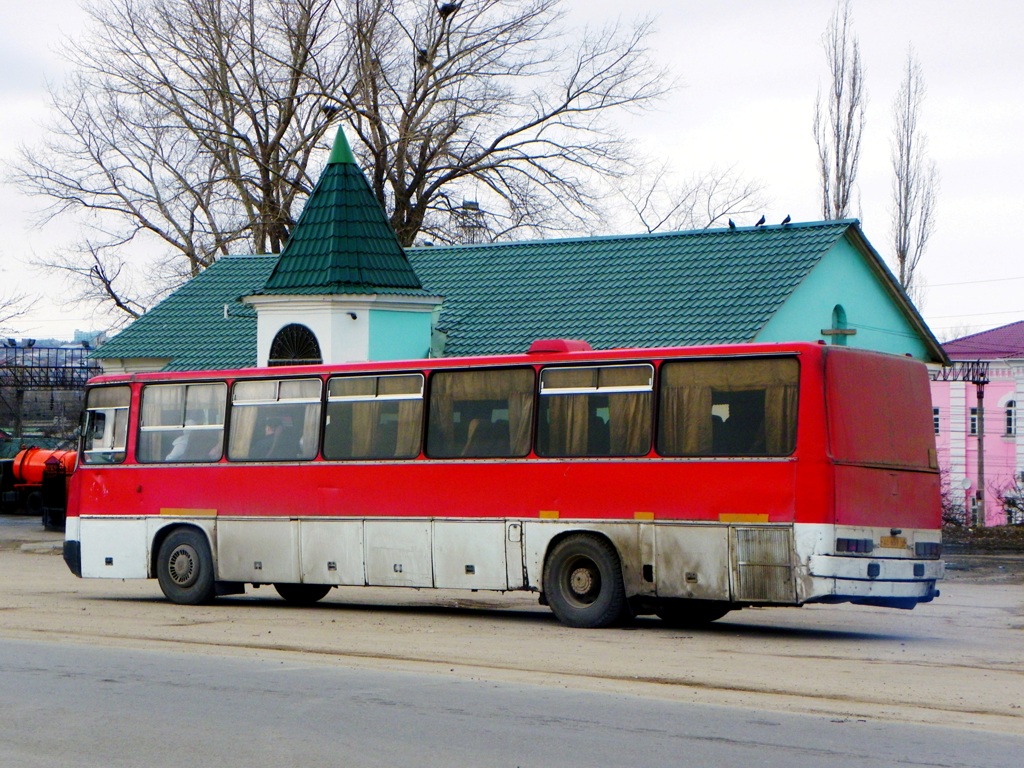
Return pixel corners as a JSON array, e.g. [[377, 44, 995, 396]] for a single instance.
[[269, 324, 323, 366], [1006, 400, 1017, 437]]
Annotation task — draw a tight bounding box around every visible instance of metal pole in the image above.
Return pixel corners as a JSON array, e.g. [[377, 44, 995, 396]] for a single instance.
[[976, 383, 985, 527], [14, 388, 24, 443]]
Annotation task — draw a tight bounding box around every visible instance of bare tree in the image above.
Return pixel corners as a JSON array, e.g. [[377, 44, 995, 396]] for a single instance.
[[336, 0, 671, 246], [621, 163, 769, 233], [890, 48, 938, 302], [813, 0, 866, 221], [0, 289, 30, 334], [10, 0, 670, 320], [12, 0, 348, 318]]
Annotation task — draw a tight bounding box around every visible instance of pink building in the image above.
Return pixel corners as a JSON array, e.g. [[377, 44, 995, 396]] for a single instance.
[[930, 321, 1024, 526]]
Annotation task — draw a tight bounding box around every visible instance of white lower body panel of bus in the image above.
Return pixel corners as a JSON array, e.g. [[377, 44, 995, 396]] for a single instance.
[[65, 517, 942, 609]]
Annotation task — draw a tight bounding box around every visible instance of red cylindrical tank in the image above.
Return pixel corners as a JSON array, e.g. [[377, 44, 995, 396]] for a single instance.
[[13, 448, 77, 486]]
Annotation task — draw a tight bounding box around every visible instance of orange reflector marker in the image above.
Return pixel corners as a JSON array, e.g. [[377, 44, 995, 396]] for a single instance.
[[160, 508, 217, 517], [539, 510, 560, 519], [634, 511, 655, 520], [719, 513, 769, 523]]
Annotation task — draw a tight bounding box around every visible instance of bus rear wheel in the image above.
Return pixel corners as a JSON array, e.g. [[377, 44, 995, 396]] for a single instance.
[[156, 529, 216, 605], [543, 534, 627, 628], [655, 599, 732, 628], [274, 583, 332, 605]]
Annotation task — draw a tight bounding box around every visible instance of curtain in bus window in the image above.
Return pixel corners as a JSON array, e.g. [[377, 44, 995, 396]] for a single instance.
[[538, 368, 592, 455], [427, 368, 535, 458], [658, 358, 799, 457], [602, 367, 653, 455]]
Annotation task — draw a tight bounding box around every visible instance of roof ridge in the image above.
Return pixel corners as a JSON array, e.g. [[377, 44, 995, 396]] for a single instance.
[[409, 219, 856, 251]]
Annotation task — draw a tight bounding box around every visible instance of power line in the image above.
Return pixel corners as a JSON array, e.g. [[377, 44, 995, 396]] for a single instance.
[[926, 308, 1024, 320], [928, 275, 1024, 288]]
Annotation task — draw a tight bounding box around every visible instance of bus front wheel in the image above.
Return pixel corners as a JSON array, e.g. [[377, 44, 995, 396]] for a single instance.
[[274, 583, 332, 605], [157, 529, 216, 605], [543, 534, 627, 628]]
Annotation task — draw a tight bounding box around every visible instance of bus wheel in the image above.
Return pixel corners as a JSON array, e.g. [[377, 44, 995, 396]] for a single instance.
[[543, 534, 626, 628], [274, 583, 332, 605], [157, 529, 216, 605], [655, 599, 732, 628]]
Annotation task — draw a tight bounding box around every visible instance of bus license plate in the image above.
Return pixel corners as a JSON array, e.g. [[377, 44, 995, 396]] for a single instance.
[[879, 536, 907, 549]]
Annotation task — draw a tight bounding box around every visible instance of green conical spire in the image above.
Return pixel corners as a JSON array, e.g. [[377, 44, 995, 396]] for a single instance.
[[260, 128, 427, 295], [328, 126, 356, 165]]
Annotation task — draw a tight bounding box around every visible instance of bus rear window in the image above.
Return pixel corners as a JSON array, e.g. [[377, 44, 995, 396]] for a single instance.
[[81, 385, 131, 464], [826, 350, 936, 469], [657, 358, 799, 457]]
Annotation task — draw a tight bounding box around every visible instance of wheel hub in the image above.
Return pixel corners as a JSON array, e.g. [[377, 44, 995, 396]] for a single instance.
[[569, 565, 595, 597], [168, 545, 197, 586]]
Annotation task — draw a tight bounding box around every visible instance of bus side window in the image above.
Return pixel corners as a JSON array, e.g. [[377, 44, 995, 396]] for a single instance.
[[228, 378, 321, 461], [426, 368, 535, 458], [81, 385, 131, 464], [324, 374, 424, 460], [536, 365, 653, 457], [138, 382, 226, 463], [657, 358, 799, 457]]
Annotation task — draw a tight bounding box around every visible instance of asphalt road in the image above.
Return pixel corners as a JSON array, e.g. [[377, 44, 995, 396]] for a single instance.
[[1, 638, 1021, 768]]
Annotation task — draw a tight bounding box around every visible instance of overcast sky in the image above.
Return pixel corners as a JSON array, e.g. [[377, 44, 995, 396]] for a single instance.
[[1, 0, 1022, 343]]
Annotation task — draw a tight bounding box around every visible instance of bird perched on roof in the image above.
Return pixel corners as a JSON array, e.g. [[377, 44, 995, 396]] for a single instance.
[[728, 219, 736, 230], [781, 214, 791, 225], [755, 215, 766, 227]]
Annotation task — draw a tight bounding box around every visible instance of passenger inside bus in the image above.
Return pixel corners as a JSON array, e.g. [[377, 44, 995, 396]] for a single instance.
[[710, 392, 767, 456], [165, 424, 223, 461], [251, 417, 301, 460]]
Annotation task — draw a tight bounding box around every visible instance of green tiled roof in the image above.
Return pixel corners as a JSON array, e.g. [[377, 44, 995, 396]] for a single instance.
[[92, 255, 277, 371], [407, 220, 854, 357], [94, 218, 944, 370], [259, 129, 428, 296]]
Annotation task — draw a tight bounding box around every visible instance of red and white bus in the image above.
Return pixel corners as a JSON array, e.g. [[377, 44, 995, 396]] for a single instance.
[[63, 340, 943, 628]]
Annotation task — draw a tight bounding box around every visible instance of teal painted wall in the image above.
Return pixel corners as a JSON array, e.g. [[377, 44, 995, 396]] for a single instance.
[[368, 309, 433, 360], [756, 236, 931, 360]]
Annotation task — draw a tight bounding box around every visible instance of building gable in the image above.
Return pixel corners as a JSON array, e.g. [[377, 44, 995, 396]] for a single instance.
[[757, 232, 936, 360]]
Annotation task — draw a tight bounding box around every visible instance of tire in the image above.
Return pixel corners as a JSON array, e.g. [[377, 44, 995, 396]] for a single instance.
[[655, 599, 733, 628], [156, 528, 216, 605], [274, 583, 332, 605], [543, 534, 627, 628]]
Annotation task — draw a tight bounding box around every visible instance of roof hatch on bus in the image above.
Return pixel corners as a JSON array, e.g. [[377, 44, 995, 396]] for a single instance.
[[527, 339, 592, 354]]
